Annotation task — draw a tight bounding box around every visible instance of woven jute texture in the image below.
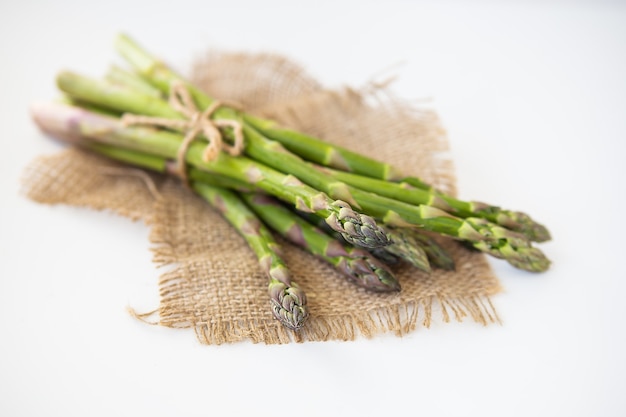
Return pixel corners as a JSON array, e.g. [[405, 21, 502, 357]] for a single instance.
[[22, 51, 502, 344]]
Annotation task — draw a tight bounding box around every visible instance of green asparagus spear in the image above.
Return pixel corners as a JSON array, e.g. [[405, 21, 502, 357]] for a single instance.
[[82, 140, 256, 192], [317, 166, 550, 243], [57, 71, 180, 119], [192, 182, 309, 330], [105, 65, 164, 99], [31, 101, 390, 249], [243, 114, 402, 180], [115, 34, 197, 100], [241, 193, 401, 292]]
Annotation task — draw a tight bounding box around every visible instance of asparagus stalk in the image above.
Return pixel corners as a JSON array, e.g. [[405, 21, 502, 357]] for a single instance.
[[31, 101, 390, 249], [83, 140, 257, 192], [115, 34, 222, 112], [105, 65, 164, 99], [241, 193, 401, 292], [191, 182, 309, 330], [317, 166, 550, 243], [106, 36, 551, 272], [243, 114, 401, 180], [57, 71, 181, 119]]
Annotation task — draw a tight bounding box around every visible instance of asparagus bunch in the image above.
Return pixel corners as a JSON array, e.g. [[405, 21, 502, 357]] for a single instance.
[[30, 32, 553, 329]]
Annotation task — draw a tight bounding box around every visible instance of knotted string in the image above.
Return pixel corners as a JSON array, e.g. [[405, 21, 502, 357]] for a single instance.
[[121, 81, 244, 185]]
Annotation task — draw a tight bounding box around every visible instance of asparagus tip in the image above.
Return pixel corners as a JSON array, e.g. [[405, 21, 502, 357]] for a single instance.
[[523, 222, 552, 243], [326, 201, 391, 249], [498, 210, 552, 243], [268, 281, 309, 330], [504, 245, 551, 273]]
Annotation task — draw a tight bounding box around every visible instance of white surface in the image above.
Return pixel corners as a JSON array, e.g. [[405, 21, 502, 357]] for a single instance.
[[1, 1, 625, 416]]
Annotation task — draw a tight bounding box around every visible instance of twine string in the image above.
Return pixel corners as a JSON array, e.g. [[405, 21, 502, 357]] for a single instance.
[[121, 81, 244, 185]]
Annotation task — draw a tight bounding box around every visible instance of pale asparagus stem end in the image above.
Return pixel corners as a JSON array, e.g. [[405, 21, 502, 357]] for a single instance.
[[30, 101, 85, 145]]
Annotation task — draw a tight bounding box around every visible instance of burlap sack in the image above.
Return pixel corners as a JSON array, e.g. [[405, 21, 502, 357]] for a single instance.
[[21, 51, 502, 344]]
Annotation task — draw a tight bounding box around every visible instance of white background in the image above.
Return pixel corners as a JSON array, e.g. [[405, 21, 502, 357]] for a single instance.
[[1, 1, 625, 416]]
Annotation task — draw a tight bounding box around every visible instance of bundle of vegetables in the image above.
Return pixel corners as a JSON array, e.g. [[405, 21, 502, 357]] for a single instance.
[[30, 34, 551, 331]]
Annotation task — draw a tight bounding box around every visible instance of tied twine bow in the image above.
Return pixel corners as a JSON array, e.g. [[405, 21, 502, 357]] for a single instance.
[[121, 81, 244, 184]]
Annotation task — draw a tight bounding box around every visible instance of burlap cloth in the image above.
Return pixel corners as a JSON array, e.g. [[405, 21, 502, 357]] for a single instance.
[[22, 51, 502, 344]]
